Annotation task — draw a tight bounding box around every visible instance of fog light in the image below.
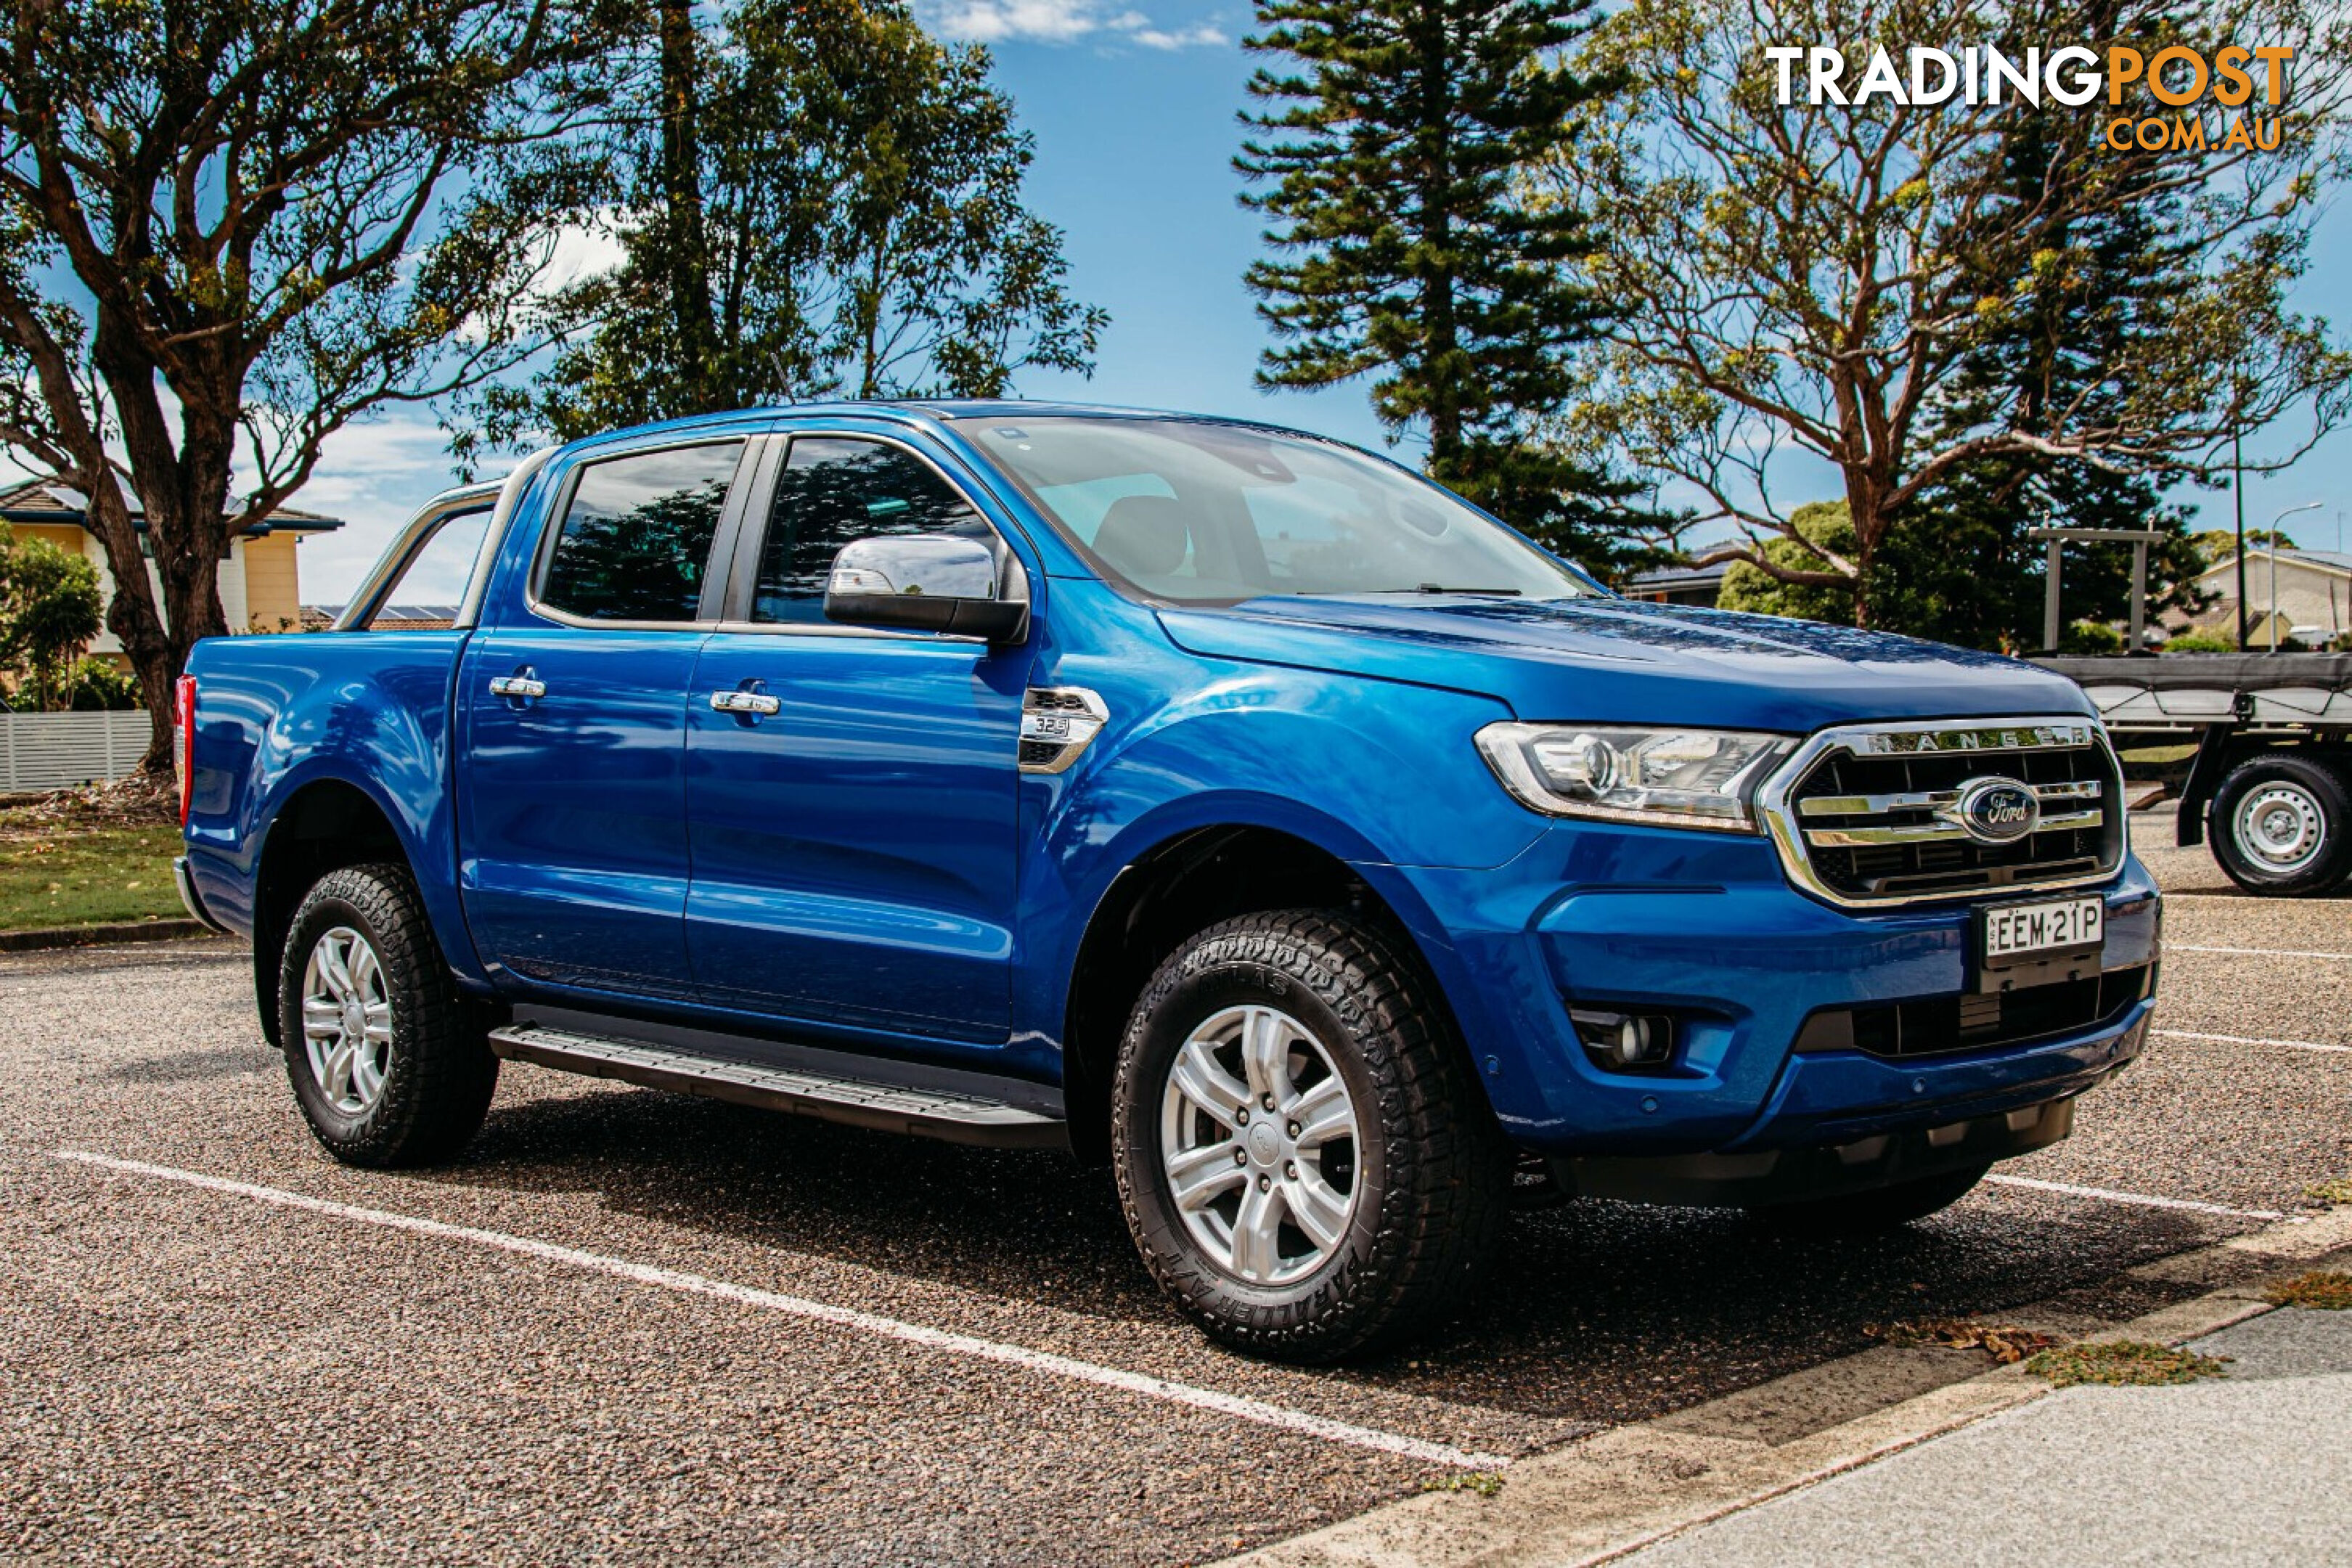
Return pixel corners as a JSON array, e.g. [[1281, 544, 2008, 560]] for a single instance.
[[1570, 1008, 1675, 1070]]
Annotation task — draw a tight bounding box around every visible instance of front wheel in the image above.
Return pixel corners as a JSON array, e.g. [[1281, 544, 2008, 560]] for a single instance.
[[2207, 754, 2352, 896], [1111, 910, 1508, 1363], [279, 862, 497, 1167]]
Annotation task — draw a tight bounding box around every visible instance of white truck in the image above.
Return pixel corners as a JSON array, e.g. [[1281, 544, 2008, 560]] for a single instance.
[[2035, 652, 2352, 894]]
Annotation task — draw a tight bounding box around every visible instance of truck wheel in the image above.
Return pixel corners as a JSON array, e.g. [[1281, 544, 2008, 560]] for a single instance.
[[279, 862, 497, 1167], [1111, 910, 1508, 1362], [1745, 1164, 1990, 1238], [2208, 754, 2352, 896]]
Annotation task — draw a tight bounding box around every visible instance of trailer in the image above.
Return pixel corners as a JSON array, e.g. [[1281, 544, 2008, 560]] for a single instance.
[[2033, 652, 2352, 895]]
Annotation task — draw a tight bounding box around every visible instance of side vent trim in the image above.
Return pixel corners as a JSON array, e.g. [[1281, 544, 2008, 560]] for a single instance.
[[1018, 687, 1108, 775]]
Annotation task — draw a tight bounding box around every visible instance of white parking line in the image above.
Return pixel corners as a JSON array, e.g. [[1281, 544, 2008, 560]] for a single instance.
[[2154, 1027, 2352, 1054], [53, 1150, 1506, 1471], [1983, 1173, 2285, 1221], [2171, 944, 2352, 960]]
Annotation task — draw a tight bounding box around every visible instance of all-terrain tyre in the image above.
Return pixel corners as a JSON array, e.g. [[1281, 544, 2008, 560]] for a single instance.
[[279, 862, 497, 1167], [1744, 1163, 1991, 1238], [2206, 754, 2352, 896], [1112, 910, 1510, 1362]]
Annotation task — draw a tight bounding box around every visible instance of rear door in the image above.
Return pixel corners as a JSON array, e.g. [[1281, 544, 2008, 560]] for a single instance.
[[457, 437, 755, 1000], [685, 430, 1032, 1042]]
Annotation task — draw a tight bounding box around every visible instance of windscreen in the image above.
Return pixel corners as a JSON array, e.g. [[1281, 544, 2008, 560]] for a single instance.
[[966, 418, 1598, 604]]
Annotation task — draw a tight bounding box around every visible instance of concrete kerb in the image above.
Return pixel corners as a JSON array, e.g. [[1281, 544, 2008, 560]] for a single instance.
[[1221, 1204, 2352, 1568], [0, 919, 216, 953]]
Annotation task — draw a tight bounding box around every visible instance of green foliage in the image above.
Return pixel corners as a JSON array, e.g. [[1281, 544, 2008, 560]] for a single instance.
[[0, 533, 104, 711], [59, 657, 142, 711], [2163, 631, 2237, 653], [1556, 0, 2351, 627], [1715, 504, 1857, 623], [2059, 621, 2125, 656], [470, 0, 1104, 455], [1236, 0, 1654, 572], [1, 0, 618, 766]]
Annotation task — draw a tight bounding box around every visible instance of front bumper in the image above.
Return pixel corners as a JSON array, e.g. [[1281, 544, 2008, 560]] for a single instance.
[[1368, 817, 2161, 1156]]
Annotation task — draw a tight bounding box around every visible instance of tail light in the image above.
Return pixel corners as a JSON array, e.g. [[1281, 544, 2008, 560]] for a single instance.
[[175, 674, 197, 827]]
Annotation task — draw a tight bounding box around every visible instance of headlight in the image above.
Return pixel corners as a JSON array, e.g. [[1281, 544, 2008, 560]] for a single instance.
[[1475, 722, 1796, 832]]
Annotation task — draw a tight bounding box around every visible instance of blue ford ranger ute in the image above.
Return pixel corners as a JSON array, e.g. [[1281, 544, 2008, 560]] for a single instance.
[[176, 402, 2159, 1362]]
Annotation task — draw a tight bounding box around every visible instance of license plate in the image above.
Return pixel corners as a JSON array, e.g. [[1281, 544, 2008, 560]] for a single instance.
[[1980, 896, 2104, 963]]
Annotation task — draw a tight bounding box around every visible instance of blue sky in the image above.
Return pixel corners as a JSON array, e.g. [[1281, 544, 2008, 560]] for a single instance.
[[260, 0, 2352, 596]]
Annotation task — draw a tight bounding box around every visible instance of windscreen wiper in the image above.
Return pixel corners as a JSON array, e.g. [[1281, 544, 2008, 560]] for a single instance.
[[1358, 584, 1524, 597]]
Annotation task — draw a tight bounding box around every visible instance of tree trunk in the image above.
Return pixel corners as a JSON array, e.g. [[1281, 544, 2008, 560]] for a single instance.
[[658, 0, 718, 406]]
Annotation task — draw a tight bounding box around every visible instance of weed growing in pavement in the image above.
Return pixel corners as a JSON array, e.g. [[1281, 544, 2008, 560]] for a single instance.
[[2022, 1340, 2231, 1387], [2266, 1270, 2352, 1309], [2306, 1177, 2352, 1205], [1420, 1472, 1504, 1498], [1865, 1318, 2060, 1364]]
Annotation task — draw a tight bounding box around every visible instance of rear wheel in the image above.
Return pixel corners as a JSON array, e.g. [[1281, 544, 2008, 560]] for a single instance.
[[1745, 1163, 1990, 1238], [279, 862, 497, 1167], [1111, 910, 1508, 1362], [2208, 754, 2352, 896]]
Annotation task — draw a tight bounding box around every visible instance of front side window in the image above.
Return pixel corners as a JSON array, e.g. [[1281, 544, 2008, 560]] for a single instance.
[[539, 441, 743, 622], [970, 418, 1601, 605], [752, 436, 993, 624]]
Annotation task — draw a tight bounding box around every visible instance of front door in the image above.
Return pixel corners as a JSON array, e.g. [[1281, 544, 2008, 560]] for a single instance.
[[457, 438, 750, 999], [685, 433, 1030, 1042]]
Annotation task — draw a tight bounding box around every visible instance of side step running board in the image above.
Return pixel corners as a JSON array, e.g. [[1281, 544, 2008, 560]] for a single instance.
[[488, 1023, 1066, 1149]]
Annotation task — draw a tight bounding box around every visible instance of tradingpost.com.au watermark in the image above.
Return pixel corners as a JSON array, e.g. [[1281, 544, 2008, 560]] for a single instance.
[[1764, 43, 2295, 151]]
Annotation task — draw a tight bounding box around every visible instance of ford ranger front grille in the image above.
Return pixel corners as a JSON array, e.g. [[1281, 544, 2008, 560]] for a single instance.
[[1756, 719, 2126, 907]]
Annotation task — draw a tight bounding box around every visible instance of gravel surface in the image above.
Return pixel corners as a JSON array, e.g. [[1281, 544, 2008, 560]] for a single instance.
[[4, 832, 2349, 1565]]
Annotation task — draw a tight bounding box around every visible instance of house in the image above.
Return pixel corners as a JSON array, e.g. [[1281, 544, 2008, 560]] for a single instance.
[[1623, 544, 1744, 606], [0, 478, 343, 666], [2178, 549, 2352, 648]]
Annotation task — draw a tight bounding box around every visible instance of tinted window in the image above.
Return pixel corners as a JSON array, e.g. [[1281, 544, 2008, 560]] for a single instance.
[[539, 441, 743, 622], [753, 437, 990, 624]]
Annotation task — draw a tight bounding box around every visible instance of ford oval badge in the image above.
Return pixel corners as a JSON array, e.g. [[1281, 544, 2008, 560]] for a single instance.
[[1954, 777, 2040, 845]]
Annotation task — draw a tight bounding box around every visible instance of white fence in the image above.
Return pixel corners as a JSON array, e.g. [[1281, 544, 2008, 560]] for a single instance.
[[0, 711, 153, 792]]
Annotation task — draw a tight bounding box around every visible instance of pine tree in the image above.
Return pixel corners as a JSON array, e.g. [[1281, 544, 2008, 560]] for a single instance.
[[1236, 0, 1646, 573]]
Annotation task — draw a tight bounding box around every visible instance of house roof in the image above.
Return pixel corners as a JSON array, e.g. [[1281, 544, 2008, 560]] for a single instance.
[[0, 478, 343, 535], [303, 603, 458, 630], [1626, 544, 1741, 595], [2197, 547, 2352, 578]]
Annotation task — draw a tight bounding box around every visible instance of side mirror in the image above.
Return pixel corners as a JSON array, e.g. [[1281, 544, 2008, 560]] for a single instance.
[[822, 534, 1029, 642]]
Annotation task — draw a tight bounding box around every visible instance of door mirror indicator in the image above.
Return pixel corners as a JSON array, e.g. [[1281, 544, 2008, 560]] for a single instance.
[[822, 534, 1028, 642]]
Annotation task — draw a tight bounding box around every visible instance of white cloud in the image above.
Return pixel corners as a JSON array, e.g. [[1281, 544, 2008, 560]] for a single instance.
[[1126, 21, 1226, 49], [277, 416, 476, 605], [923, 1, 1227, 49]]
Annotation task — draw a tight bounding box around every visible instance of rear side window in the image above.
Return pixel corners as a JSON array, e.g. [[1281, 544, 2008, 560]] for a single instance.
[[752, 437, 989, 624], [539, 441, 743, 622]]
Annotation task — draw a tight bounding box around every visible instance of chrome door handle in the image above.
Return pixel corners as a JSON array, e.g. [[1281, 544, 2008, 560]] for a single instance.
[[709, 690, 781, 716], [488, 674, 547, 700]]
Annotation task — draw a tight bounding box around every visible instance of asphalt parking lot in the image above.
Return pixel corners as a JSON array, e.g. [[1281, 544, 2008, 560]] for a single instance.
[[5, 817, 2349, 1567]]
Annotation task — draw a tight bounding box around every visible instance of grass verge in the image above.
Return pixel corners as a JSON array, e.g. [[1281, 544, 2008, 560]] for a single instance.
[[0, 822, 187, 931], [2266, 1271, 2352, 1310], [2023, 1339, 2231, 1388], [2307, 1177, 2352, 1205]]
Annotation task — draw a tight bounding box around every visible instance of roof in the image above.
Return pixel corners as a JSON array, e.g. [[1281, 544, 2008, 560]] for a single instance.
[[1626, 544, 1743, 593], [0, 478, 343, 535], [2197, 547, 2352, 577], [304, 603, 459, 629], [1627, 560, 1732, 592]]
